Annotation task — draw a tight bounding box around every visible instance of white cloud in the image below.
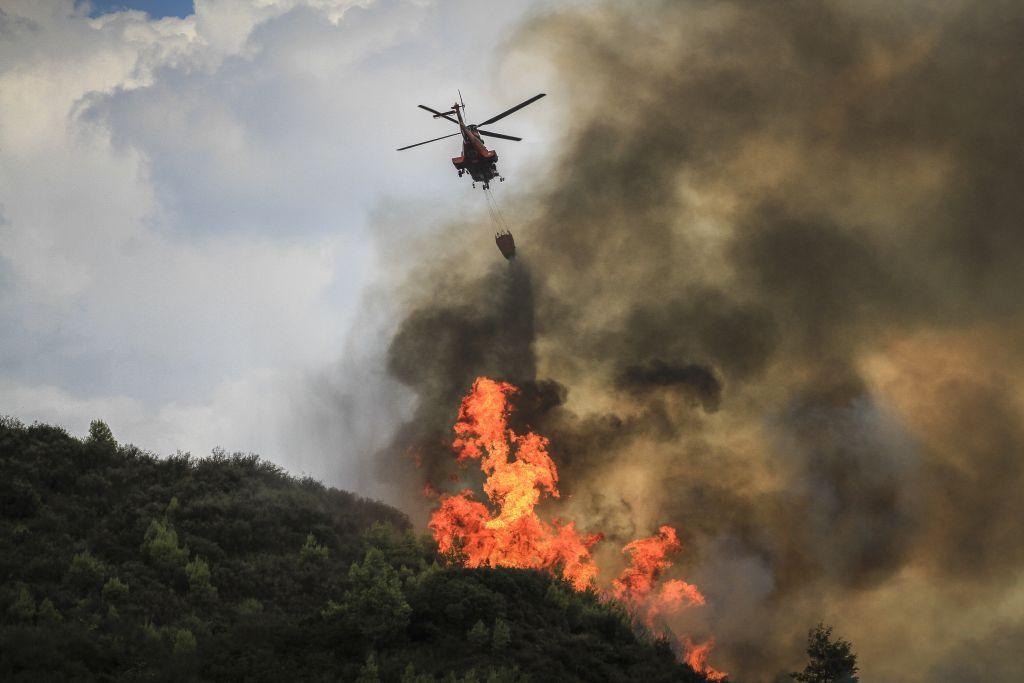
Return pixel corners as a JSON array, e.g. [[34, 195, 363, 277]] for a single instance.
[[0, 0, 553, 487]]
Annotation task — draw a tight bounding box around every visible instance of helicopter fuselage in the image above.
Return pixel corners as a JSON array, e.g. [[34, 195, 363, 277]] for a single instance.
[[450, 104, 499, 187]]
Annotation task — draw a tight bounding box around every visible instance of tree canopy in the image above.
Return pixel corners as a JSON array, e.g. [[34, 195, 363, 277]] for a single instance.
[[791, 623, 859, 683]]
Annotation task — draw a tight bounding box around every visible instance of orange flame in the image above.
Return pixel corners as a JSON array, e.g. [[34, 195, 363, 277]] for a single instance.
[[429, 377, 726, 678], [684, 637, 728, 682], [429, 378, 601, 590], [612, 525, 706, 626]]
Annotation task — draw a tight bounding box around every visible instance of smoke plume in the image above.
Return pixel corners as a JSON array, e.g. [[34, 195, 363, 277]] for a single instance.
[[373, 1, 1024, 679]]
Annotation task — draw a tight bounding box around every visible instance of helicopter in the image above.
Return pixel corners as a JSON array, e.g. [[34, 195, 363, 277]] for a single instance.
[[397, 92, 546, 190]]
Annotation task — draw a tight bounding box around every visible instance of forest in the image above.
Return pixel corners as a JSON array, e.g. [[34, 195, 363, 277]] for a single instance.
[[0, 417, 718, 681]]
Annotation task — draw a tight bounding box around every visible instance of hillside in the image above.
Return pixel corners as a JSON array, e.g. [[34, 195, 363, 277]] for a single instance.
[[0, 418, 712, 682]]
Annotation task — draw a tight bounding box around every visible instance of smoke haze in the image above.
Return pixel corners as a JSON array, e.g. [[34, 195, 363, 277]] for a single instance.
[[369, 1, 1024, 680]]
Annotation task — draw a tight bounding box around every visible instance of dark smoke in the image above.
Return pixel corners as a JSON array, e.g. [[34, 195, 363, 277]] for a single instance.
[[371, 1, 1024, 680], [378, 259, 537, 516], [617, 359, 722, 412]]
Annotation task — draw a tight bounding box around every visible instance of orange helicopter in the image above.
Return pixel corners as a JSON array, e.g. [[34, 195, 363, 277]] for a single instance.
[[397, 92, 545, 190]]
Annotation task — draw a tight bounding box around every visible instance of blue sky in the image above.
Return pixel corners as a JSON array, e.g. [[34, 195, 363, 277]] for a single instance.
[[82, 0, 194, 19]]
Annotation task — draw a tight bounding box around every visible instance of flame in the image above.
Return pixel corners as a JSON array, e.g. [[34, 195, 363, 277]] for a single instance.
[[612, 525, 706, 626], [429, 378, 601, 590], [429, 376, 726, 678], [684, 637, 728, 682]]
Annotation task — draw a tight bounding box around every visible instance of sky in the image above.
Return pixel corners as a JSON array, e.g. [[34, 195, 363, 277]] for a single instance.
[[0, 0, 562, 487], [81, 0, 195, 19]]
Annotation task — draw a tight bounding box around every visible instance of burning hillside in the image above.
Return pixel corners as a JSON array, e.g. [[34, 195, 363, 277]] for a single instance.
[[428, 377, 726, 680], [368, 2, 1024, 680], [2, 418, 728, 681]]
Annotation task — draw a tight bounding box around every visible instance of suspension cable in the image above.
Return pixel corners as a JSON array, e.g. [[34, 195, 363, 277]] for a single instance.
[[484, 186, 511, 234]]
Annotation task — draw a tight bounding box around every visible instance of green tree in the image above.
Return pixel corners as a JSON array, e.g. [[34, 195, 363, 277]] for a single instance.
[[545, 581, 572, 609], [237, 597, 263, 616], [37, 598, 62, 624], [142, 620, 161, 642], [339, 547, 412, 643], [87, 419, 117, 448], [405, 667, 439, 683], [484, 667, 528, 683], [300, 532, 329, 564], [186, 556, 217, 599], [172, 628, 197, 656], [8, 586, 36, 621], [364, 521, 429, 571], [142, 518, 188, 571], [467, 619, 489, 649], [791, 623, 859, 683], [355, 651, 381, 683], [67, 550, 106, 589], [491, 617, 511, 652], [102, 576, 129, 603]]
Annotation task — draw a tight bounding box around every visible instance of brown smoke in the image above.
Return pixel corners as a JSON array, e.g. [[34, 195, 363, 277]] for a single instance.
[[376, 1, 1024, 679]]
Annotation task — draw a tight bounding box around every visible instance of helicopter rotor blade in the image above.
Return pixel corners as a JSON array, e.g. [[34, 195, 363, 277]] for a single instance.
[[417, 104, 458, 124], [477, 130, 522, 141], [478, 93, 546, 127], [396, 131, 461, 151]]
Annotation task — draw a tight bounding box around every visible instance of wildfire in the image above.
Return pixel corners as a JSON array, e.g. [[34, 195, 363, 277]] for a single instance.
[[684, 637, 728, 682], [429, 378, 601, 590], [612, 525, 706, 628], [428, 377, 726, 679]]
